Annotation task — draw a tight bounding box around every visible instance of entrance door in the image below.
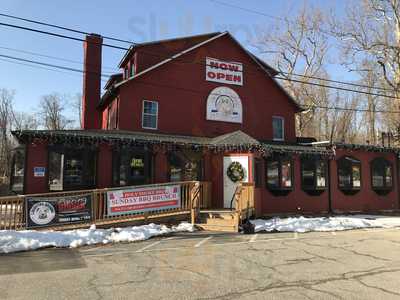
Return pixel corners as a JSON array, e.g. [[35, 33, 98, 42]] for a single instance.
[[223, 156, 249, 208]]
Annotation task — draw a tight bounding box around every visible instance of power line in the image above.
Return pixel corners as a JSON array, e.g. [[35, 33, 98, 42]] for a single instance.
[[0, 45, 118, 71], [0, 51, 398, 114], [0, 12, 136, 44], [208, 0, 283, 21], [280, 72, 395, 93], [0, 57, 108, 82], [275, 76, 398, 99], [0, 22, 130, 51], [310, 105, 400, 114], [0, 18, 397, 95], [0, 53, 112, 78]]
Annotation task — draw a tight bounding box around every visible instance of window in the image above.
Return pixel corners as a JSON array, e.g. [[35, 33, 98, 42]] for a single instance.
[[301, 157, 327, 195], [371, 158, 393, 194], [48, 147, 96, 191], [124, 67, 129, 79], [130, 64, 135, 77], [142, 100, 158, 129], [112, 147, 153, 187], [266, 156, 293, 194], [10, 147, 25, 193], [272, 116, 284, 141], [337, 156, 361, 194], [168, 150, 203, 182]]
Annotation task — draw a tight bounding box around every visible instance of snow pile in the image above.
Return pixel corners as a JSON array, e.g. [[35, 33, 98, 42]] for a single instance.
[[0, 222, 195, 254], [250, 215, 400, 233]]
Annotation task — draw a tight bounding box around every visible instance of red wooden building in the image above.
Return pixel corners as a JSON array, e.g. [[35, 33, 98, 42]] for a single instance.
[[10, 32, 400, 216]]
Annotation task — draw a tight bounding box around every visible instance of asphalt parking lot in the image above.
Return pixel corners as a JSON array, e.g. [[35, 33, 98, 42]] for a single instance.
[[1, 228, 400, 299]]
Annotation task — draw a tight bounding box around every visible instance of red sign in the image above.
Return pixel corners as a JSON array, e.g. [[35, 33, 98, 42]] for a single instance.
[[206, 57, 243, 86]]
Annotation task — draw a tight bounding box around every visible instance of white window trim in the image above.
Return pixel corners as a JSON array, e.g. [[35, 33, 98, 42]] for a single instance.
[[142, 100, 158, 130], [272, 116, 285, 141]]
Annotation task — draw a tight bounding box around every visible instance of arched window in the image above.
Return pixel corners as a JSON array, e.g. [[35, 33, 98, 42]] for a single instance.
[[371, 158, 393, 194], [301, 157, 327, 195], [266, 156, 293, 194], [337, 156, 361, 194]]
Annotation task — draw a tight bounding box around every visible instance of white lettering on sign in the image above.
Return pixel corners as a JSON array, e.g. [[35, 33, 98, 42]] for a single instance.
[[206, 57, 243, 86]]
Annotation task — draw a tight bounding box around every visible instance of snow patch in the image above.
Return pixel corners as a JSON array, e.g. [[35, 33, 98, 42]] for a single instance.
[[0, 222, 195, 254], [250, 215, 400, 233]]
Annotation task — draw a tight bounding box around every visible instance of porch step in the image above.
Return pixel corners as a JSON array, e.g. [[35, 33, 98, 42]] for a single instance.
[[203, 217, 236, 226], [195, 209, 239, 232], [195, 223, 238, 232], [199, 210, 236, 220]]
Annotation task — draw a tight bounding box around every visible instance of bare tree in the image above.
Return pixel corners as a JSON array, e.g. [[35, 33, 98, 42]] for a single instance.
[[256, 5, 330, 138], [12, 111, 39, 131], [331, 0, 400, 139], [39, 93, 73, 130], [0, 89, 15, 177], [71, 93, 82, 129]]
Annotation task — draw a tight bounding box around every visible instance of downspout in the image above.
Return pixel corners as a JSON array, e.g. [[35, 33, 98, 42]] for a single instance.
[[327, 158, 332, 214], [396, 153, 400, 212]]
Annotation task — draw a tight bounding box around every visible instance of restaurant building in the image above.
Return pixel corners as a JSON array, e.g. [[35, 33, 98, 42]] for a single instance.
[[10, 31, 400, 216]]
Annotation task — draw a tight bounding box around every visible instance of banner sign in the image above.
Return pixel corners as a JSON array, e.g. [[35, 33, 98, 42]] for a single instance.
[[206, 86, 243, 123], [206, 57, 243, 86], [106, 185, 181, 216], [26, 194, 92, 229]]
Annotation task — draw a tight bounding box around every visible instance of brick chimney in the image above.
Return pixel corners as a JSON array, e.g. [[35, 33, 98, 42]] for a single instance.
[[82, 34, 103, 129]]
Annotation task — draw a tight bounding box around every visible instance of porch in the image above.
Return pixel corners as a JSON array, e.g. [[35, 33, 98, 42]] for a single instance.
[[0, 181, 255, 232]]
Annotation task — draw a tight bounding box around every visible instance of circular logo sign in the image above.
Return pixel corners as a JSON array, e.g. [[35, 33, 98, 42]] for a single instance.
[[29, 202, 56, 225], [206, 86, 242, 123]]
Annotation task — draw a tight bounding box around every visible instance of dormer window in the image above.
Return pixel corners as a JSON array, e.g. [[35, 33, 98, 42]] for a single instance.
[[130, 64, 135, 77], [272, 116, 284, 141], [124, 67, 129, 79]]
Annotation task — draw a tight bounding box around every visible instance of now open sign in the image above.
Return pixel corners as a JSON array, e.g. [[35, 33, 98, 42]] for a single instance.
[[205, 57, 243, 86]]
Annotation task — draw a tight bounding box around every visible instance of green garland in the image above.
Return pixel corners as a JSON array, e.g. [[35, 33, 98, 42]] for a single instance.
[[227, 161, 245, 182]]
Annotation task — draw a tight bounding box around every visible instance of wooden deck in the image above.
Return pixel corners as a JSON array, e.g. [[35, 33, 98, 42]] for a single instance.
[[0, 181, 255, 233]]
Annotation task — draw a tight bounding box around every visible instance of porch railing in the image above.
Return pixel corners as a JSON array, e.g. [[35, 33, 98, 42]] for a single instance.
[[0, 181, 212, 231], [233, 183, 255, 222]]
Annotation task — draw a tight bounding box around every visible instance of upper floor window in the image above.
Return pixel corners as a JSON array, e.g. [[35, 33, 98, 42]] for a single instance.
[[371, 158, 393, 194], [266, 156, 293, 194], [130, 64, 135, 77], [124, 67, 129, 79], [301, 157, 327, 195], [142, 100, 158, 130], [337, 156, 361, 194], [272, 116, 284, 141]]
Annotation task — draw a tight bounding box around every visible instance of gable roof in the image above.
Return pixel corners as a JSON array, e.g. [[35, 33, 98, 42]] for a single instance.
[[210, 130, 260, 146], [101, 31, 302, 111], [103, 73, 123, 90], [118, 32, 222, 68]]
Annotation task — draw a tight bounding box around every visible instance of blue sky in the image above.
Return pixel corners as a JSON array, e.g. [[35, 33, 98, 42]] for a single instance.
[[0, 0, 347, 119]]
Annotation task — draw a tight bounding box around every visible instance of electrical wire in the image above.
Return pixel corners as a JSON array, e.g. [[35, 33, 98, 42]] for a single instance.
[[0, 52, 398, 114], [0, 18, 397, 94], [0, 12, 136, 44]]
